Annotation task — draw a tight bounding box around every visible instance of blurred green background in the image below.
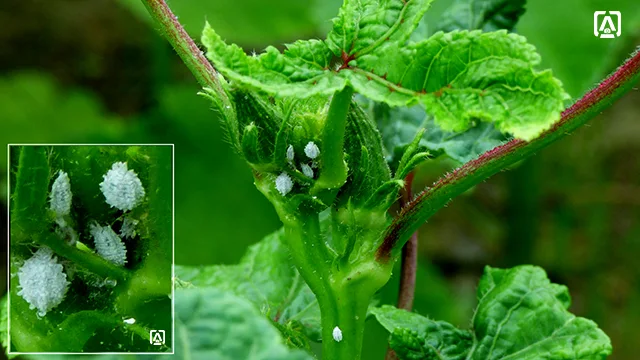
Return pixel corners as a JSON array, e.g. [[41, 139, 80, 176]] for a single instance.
[[0, 0, 639, 359]]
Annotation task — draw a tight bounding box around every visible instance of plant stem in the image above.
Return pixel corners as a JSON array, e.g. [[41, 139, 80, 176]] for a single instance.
[[397, 172, 417, 310], [140, 0, 231, 107], [376, 49, 640, 261], [38, 233, 129, 281], [385, 173, 418, 360]]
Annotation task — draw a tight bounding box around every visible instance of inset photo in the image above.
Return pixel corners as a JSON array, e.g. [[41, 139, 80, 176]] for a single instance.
[[7, 144, 173, 354]]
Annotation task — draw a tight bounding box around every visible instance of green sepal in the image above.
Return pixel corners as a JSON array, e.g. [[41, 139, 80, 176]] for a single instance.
[[242, 123, 268, 165], [393, 128, 431, 180], [336, 103, 391, 208], [199, 87, 241, 154], [396, 152, 431, 181], [234, 91, 280, 155], [363, 180, 405, 211], [273, 101, 297, 167]]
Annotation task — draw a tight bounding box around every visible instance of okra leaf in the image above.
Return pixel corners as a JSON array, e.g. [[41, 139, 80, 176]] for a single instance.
[[202, 27, 345, 97], [371, 0, 525, 165], [351, 30, 568, 141], [325, 0, 434, 56], [175, 228, 322, 342], [436, 0, 527, 33], [371, 305, 472, 360], [203, 25, 567, 142], [372, 265, 612, 360]]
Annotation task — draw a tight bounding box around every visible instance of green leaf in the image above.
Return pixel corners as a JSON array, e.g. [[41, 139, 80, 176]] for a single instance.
[[203, 24, 567, 142], [175, 228, 321, 342], [173, 287, 312, 360], [350, 30, 568, 141], [435, 0, 527, 33], [470, 265, 611, 359], [325, 0, 435, 56], [366, 100, 508, 164], [373, 265, 612, 360], [371, 305, 473, 360], [202, 25, 345, 97]]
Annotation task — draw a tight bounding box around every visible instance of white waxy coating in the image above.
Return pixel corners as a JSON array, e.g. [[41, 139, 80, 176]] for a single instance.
[[90, 222, 128, 266], [286, 145, 295, 162], [301, 163, 314, 178], [304, 142, 320, 159], [275, 172, 293, 196], [99, 162, 145, 211], [50, 170, 72, 216], [17, 247, 70, 317], [332, 326, 343, 342]]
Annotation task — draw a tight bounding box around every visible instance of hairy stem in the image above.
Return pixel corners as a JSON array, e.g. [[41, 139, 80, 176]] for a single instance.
[[397, 172, 418, 310], [377, 49, 640, 261], [140, 0, 231, 107], [385, 173, 417, 360]]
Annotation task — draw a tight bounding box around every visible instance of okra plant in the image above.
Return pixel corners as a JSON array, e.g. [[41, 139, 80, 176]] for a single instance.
[[142, 0, 640, 358], [5, 0, 638, 359]]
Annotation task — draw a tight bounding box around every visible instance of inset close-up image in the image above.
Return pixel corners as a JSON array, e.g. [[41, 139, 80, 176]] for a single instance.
[[7, 145, 173, 354]]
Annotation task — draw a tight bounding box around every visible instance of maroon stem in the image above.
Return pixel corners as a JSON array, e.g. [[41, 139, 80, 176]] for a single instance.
[[397, 172, 418, 311], [385, 173, 418, 360]]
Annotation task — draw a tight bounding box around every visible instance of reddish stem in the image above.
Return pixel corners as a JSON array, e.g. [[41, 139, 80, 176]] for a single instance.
[[397, 172, 418, 311]]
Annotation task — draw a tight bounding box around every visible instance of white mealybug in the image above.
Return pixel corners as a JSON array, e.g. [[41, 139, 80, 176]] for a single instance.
[[90, 222, 127, 266], [286, 145, 295, 162], [301, 163, 314, 178], [17, 247, 70, 318], [99, 162, 145, 211], [50, 170, 72, 217], [332, 326, 343, 342], [120, 216, 139, 239], [123, 318, 136, 325], [275, 172, 293, 196], [304, 142, 320, 159]]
